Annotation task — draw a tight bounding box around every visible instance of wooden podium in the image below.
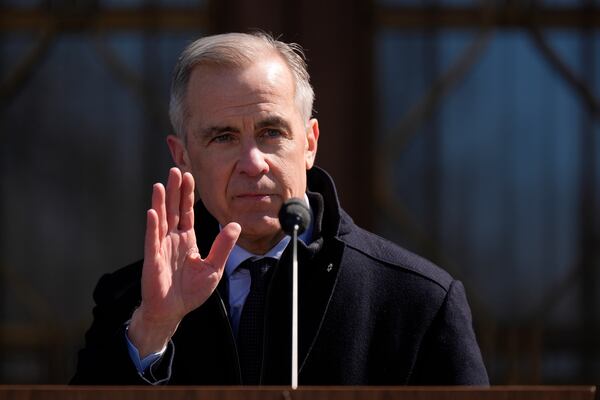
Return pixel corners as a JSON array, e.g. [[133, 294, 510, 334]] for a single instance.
[[0, 386, 596, 400]]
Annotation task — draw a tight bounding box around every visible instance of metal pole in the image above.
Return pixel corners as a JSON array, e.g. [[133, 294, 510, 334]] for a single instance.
[[291, 224, 299, 389]]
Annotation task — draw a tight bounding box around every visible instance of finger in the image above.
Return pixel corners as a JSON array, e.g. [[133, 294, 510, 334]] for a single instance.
[[204, 223, 241, 270], [144, 209, 160, 261], [165, 167, 182, 232], [151, 183, 167, 239], [178, 172, 195, 231]]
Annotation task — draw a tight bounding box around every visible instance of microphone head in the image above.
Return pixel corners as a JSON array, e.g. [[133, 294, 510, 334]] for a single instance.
[[279, 198, 311, 235]]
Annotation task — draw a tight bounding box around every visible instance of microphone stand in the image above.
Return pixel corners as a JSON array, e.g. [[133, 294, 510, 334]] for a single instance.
[[278, 197, 310, 390], [291, 224, 299, 390]]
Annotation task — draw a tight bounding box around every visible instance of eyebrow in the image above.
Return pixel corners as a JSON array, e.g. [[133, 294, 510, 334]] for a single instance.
[[199, 125, 240, 140], [198, 116, 292, 140], [255, 116, 292, 132]]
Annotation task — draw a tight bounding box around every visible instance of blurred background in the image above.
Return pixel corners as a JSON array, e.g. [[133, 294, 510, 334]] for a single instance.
[[1, 0, 599, 384]]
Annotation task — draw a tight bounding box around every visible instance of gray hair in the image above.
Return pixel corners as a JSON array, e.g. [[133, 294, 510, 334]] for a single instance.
[[169, 32, 315, 141]]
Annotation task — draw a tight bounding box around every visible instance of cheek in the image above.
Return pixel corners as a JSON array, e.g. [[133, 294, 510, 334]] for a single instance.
[[273, 156, 307, 195], [190, 158, 230, 203]]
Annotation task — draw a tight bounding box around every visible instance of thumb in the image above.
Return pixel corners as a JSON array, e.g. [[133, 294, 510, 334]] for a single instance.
[[204, 222, 241, 269]]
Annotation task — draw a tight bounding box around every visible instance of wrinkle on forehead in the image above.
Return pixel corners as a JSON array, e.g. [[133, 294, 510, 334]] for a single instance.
[[189, 55, 295, 102], [186, 56, 297, 134]]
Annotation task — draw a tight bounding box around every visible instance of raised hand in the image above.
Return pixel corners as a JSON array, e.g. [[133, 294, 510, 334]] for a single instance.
[[128, 168, 240, 357]]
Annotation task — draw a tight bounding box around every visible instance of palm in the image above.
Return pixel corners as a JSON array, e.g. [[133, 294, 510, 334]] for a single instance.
[[144, 228, 206, 322], [140, 168, 240, 326]]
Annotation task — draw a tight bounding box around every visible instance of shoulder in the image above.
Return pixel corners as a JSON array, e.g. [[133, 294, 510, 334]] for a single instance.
[[337, 211, 453, 292], [92, 260, 143, 306]]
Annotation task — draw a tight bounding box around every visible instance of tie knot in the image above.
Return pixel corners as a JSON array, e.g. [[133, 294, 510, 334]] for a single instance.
[[241, 257, 277, 279]]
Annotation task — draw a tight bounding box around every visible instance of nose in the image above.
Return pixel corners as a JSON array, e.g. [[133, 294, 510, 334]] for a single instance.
[[236, 143, 269, 177]]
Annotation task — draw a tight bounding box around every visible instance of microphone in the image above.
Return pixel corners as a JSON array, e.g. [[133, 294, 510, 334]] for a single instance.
[[278, 198, 311, 390], [278, 198, 311, 235]]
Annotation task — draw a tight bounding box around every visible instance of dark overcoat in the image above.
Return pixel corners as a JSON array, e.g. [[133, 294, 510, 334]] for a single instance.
[[71, 167, 489, 385]]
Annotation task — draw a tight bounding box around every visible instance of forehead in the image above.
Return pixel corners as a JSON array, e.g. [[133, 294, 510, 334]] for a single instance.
[[186, 56, 297, 125]]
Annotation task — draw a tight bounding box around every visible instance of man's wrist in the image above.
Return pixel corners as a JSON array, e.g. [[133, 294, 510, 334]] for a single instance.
[[128, 306, 180, 359]]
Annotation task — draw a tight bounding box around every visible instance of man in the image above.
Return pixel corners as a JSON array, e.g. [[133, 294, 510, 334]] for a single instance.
[[71, 32, 488, 385]]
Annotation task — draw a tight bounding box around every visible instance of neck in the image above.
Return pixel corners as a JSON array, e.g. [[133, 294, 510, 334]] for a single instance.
[[236, 230, 286, 255]]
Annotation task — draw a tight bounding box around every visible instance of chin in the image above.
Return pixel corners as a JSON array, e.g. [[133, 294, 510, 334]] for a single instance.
[[238, 216, 281, 238]]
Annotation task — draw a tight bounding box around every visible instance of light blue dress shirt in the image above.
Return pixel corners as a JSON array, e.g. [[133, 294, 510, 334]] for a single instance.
[[126, 195, 313, 373]]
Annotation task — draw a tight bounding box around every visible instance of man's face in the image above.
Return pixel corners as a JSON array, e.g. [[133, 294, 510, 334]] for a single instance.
[[168, 54, 319, 253]]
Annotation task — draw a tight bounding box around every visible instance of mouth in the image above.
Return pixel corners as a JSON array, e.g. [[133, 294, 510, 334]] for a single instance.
[[235, 193, 274, 199]]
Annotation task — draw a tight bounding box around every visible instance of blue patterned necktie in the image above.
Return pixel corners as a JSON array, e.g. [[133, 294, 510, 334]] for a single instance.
[[236, 257, 277, 385]]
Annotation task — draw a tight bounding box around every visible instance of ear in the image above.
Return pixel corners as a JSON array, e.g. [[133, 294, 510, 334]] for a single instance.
[[166, 134, 192, 173], [305, 118, 319, 170]]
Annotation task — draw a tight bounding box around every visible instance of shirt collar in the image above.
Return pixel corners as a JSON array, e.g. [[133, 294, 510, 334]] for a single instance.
[[224, 194, 314, 276]]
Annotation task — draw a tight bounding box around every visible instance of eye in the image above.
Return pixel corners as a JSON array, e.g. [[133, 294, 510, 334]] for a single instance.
[[211, 133, 234, 144], [263, 128, 283, 139]]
